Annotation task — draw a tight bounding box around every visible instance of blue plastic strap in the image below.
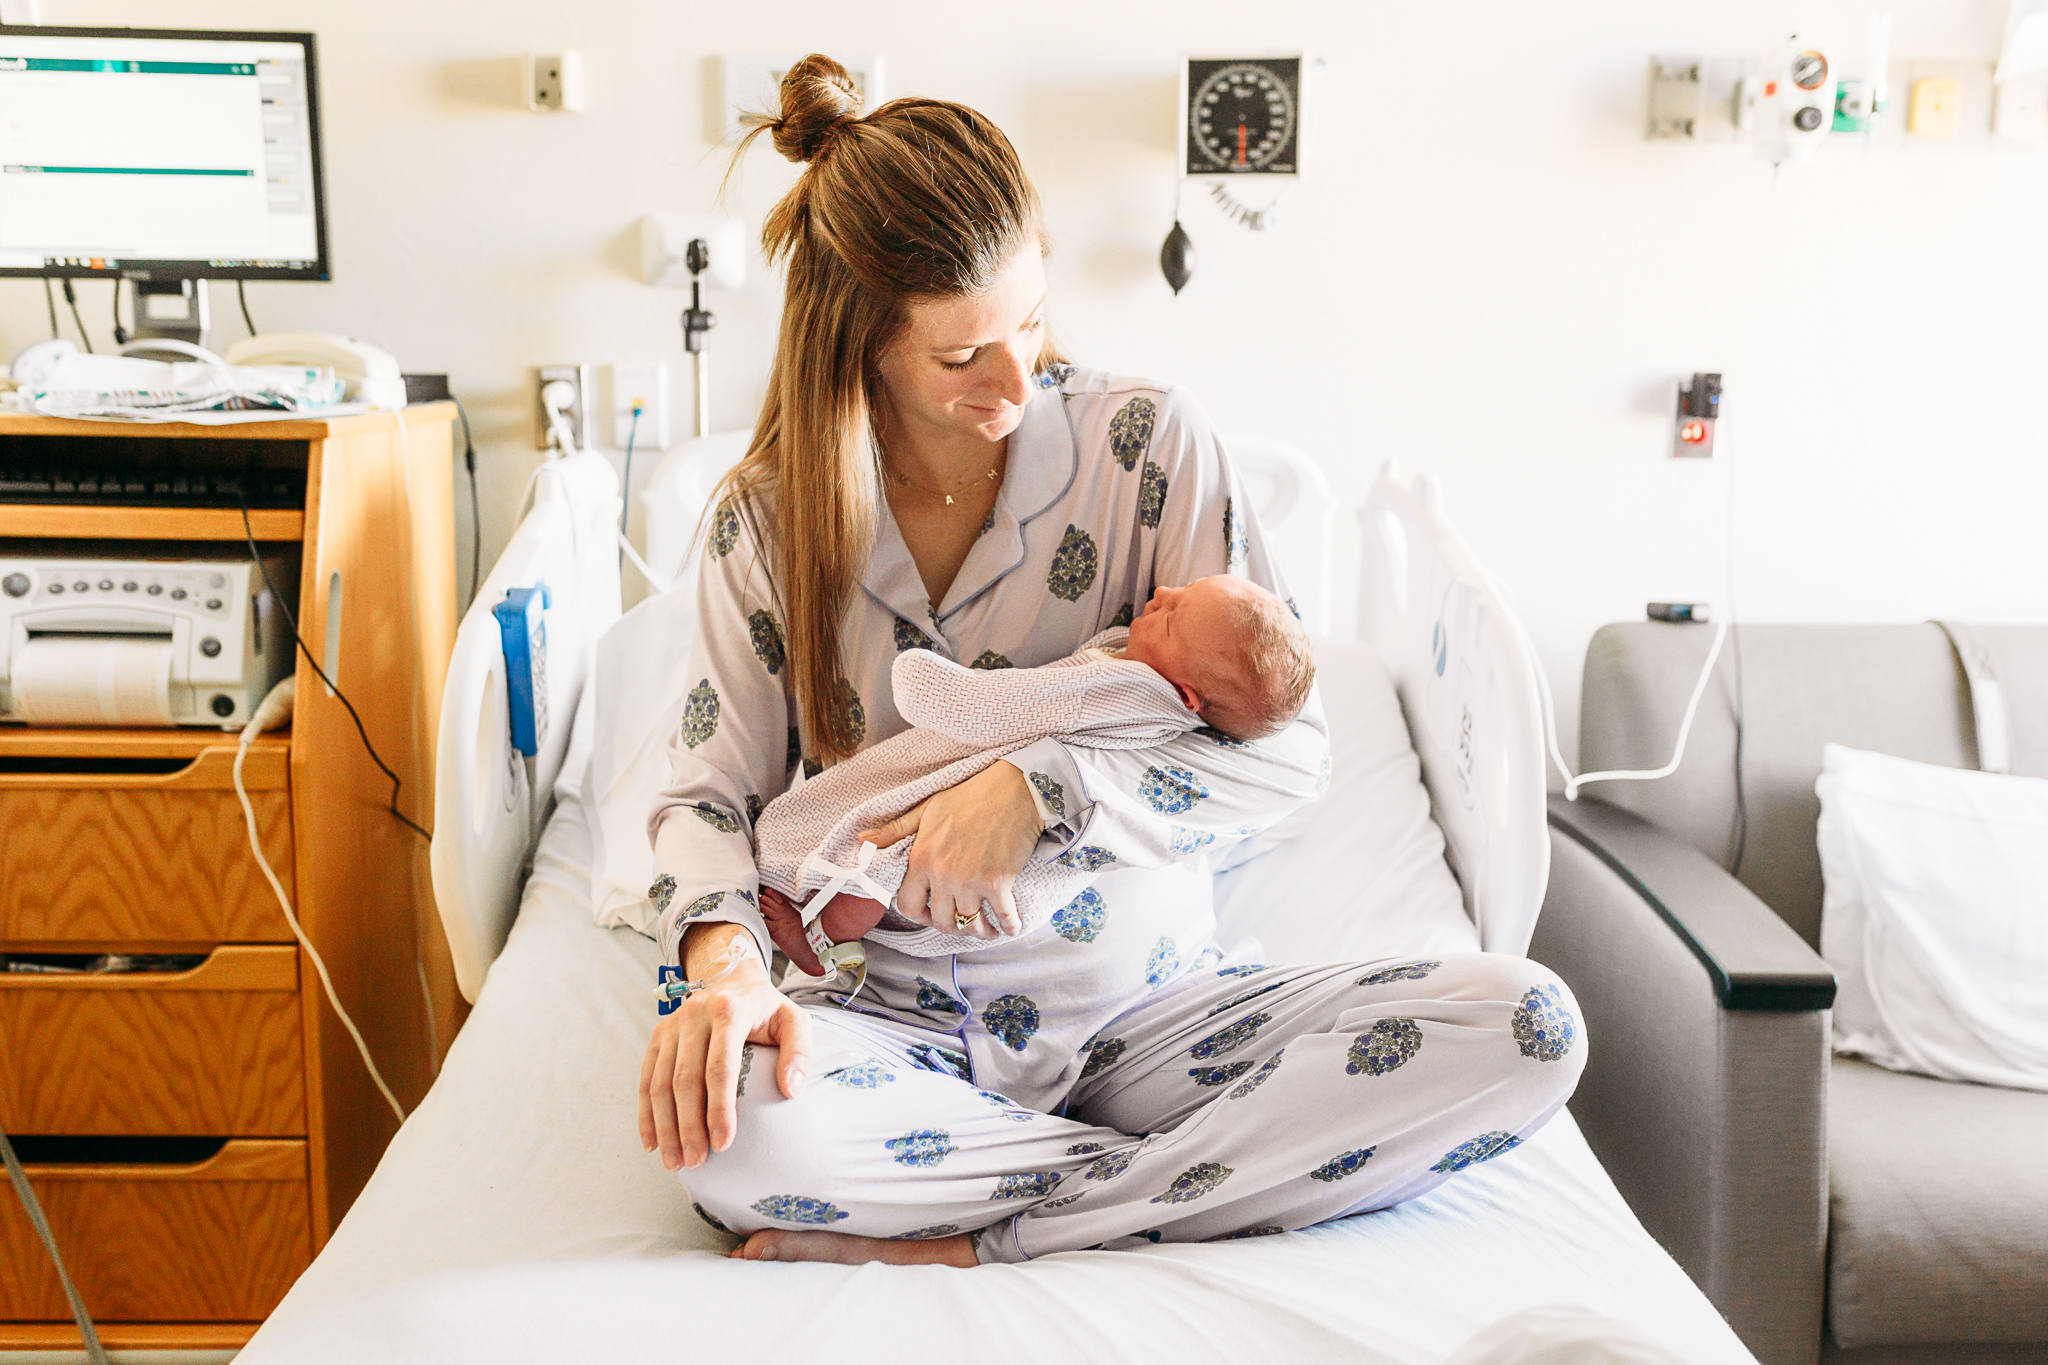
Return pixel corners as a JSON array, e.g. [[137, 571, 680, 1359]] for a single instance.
[[492, 582, 551, 757], [656, 964, 685, 1017]]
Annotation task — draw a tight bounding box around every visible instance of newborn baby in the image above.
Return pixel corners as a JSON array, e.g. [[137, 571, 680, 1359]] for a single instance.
[[755, 575, 1316, 976]]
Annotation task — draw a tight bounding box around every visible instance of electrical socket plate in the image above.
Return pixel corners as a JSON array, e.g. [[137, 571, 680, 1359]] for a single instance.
[[715, 53, 883, 139], [535, 363, 592, 450], [1993, 78, 2048, 139], [528, 52, 584, 112], [606, 362, 671, 454]]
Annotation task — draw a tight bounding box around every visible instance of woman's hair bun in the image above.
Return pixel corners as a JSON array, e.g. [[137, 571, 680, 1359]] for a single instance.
[[769, 54, 863, 164]]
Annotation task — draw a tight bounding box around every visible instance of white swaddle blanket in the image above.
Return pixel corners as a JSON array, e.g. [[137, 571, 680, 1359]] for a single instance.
[[754, 628, 1202, 956]]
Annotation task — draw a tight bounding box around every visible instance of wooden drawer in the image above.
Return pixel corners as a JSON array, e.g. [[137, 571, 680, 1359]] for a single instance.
[[0, 1139, 312, 1321], [0, 741, 293, 948], [0, 946, 304, 1135]]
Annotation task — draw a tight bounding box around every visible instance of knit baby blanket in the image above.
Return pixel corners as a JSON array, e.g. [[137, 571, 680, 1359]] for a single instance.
[[753, 628, 1200, 956]]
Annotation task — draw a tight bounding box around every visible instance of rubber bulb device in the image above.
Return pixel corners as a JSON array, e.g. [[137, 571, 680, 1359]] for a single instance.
[[1160, 220, 1194, 295]]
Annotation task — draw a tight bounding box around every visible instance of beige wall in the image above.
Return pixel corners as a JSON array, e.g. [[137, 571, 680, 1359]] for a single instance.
[[10, 0, 2046, 763]]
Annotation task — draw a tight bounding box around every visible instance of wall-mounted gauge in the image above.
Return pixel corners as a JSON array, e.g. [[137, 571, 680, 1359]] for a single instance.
[[1161, 55, 1309, 294], [1182, 57, 1304, 177]]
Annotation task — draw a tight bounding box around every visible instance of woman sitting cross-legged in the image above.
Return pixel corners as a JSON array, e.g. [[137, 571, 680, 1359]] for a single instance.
[[635, 53, 1586, 1268]]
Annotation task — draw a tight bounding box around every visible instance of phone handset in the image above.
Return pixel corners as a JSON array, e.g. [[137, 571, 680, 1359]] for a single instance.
[[223, 332, 405, 409]]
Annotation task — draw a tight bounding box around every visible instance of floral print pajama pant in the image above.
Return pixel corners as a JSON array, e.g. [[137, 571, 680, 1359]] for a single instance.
[[683, 953, 1586, 1263]]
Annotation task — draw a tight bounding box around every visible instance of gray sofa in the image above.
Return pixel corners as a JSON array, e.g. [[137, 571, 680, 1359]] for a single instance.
[[1530, 623, 2048, 1365]]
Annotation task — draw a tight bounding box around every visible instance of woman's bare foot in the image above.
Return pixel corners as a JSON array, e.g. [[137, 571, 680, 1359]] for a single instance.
[[730, 1229, 977, 1268]]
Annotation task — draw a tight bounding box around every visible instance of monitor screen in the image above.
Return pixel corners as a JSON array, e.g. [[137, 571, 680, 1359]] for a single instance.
[[0, 26, 327, 281]]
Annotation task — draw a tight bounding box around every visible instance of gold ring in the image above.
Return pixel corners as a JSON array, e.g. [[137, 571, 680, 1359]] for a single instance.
[[954, 909, 984, 929]]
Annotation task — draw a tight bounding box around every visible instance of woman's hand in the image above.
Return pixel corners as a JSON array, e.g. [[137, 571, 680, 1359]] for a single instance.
[[637, 922, 812, 1172], [858, 759, 1041, 940]]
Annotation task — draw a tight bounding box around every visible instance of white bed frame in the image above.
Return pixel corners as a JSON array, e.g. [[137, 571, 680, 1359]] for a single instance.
[[1359, 461, 1549, 955], [435, 437, 1548, 995], [431, 451, 622, 1001]]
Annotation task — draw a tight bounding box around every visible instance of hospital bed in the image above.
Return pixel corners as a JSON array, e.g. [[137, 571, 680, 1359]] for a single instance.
[[233, 439, 1757, 1364]]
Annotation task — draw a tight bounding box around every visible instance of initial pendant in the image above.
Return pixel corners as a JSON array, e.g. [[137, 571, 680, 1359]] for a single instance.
[[945, 495, 955, 505]]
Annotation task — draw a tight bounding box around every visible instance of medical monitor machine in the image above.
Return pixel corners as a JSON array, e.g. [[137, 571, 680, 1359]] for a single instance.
[[0, 25, 329, 347]]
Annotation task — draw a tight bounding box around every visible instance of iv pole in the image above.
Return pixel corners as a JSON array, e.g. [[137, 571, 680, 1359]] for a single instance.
[[682, 238, 716, 439]]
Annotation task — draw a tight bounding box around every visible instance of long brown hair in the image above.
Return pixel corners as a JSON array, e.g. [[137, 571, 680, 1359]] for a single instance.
[[711, 54, 1058, 763]]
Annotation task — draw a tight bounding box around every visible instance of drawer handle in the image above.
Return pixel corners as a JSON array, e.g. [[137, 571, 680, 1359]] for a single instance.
[[16, 1138, 304, 1183], [0, 944, 295, 993]]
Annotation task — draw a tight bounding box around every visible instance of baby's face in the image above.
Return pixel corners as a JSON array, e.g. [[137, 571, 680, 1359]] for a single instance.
[[1123, 576, 1259, 708]]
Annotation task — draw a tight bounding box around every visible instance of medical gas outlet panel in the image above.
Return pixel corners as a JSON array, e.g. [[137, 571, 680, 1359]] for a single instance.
[[0, 556, 294, 728]]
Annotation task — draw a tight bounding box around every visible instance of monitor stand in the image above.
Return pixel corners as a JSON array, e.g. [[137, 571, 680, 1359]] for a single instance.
[[130, 278, 211, 350]]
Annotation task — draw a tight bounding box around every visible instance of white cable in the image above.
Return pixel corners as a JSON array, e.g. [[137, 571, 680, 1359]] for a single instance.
[[1491, 414, 1740, 802], [234, 677, 408, 1124], [1471, 569, 1729, 803], [616, 528, 671, 595]]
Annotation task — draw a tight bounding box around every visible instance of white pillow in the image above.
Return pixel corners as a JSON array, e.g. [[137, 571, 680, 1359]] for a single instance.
[[1817, 742, 2048, 1092], [1213, 635, 1479, 961], [583, 587, 698, 933]]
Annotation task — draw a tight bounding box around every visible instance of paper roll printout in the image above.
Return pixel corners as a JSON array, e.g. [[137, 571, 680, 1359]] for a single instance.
[[13, 635, 177, 726]]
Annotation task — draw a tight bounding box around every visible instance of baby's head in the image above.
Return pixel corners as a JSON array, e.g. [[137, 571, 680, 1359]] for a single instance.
[[1122, 576, 1315, 740]]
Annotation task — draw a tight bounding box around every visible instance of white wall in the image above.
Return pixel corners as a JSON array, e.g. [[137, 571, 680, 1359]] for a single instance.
[[11, 0, 2046, 766]]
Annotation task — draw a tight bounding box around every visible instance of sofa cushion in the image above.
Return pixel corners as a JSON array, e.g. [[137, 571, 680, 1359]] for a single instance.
[[1827, 1057, 2048, 1348]]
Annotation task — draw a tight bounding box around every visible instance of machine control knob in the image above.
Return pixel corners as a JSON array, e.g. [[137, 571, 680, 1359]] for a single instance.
[[170, 588, 187, 601], [208, 573, 225, 588], [211, 694, 236, 717], [2, 573, 28, 598], [123, 581, 138, 593], [1792, 105, 1824, 131], [199, 636, 223, 658], [205, 598, 222, 611], [97, 579, 113, 591], [48, 582, 64, 594], [146, 583, 163, 596], [73, 581, 89, 593]]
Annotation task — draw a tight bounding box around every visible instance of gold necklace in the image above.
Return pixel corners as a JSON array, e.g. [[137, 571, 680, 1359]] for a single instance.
[[884, 449, 1003, 506]]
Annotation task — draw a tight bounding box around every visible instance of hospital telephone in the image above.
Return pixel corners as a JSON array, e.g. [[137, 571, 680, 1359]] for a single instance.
[[223, 331, 407, 409]]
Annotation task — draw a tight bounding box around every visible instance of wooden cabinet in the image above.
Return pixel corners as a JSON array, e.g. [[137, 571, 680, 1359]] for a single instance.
[[0, 408, 464, 1354]]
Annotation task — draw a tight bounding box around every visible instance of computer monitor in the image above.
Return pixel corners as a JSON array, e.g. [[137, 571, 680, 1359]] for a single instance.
[[0, 26, 329, 283]]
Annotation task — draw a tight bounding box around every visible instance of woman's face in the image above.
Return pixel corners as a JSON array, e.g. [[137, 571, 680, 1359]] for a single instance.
[[873, 241, 1047, 449]]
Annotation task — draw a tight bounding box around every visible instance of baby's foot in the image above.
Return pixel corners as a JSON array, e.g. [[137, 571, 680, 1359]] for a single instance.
[[730, 1229, 976, 1268]]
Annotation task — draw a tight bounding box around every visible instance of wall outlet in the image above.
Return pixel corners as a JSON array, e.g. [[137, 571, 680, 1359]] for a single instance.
[[527, 52, 583, 112], [606, 362, 670, 454], [535, 363, 592, 450], [1993, 79, 2048, 139]]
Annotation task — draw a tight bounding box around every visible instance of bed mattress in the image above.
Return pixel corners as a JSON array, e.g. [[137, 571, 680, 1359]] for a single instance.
[[240, 798, 1755, 1365]]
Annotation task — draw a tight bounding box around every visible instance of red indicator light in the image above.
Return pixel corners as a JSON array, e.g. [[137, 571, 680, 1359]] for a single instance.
[[1680, 420, 1708, 444]]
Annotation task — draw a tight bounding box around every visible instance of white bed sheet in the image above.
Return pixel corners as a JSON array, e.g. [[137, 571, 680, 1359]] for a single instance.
[[240, 797, 1754, 1365]]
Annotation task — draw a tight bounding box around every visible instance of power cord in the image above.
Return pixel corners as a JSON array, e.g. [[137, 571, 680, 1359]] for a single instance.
[[0, 1122, 109, 1365], [238, 506, 431, 842], [237, 279, 258, 337], [111, 278, 129, 347], [617, 400, 643, 562], [233, 677, 408, 1123], [60, 279, 92, 353], [43, 278, 61, 339]]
